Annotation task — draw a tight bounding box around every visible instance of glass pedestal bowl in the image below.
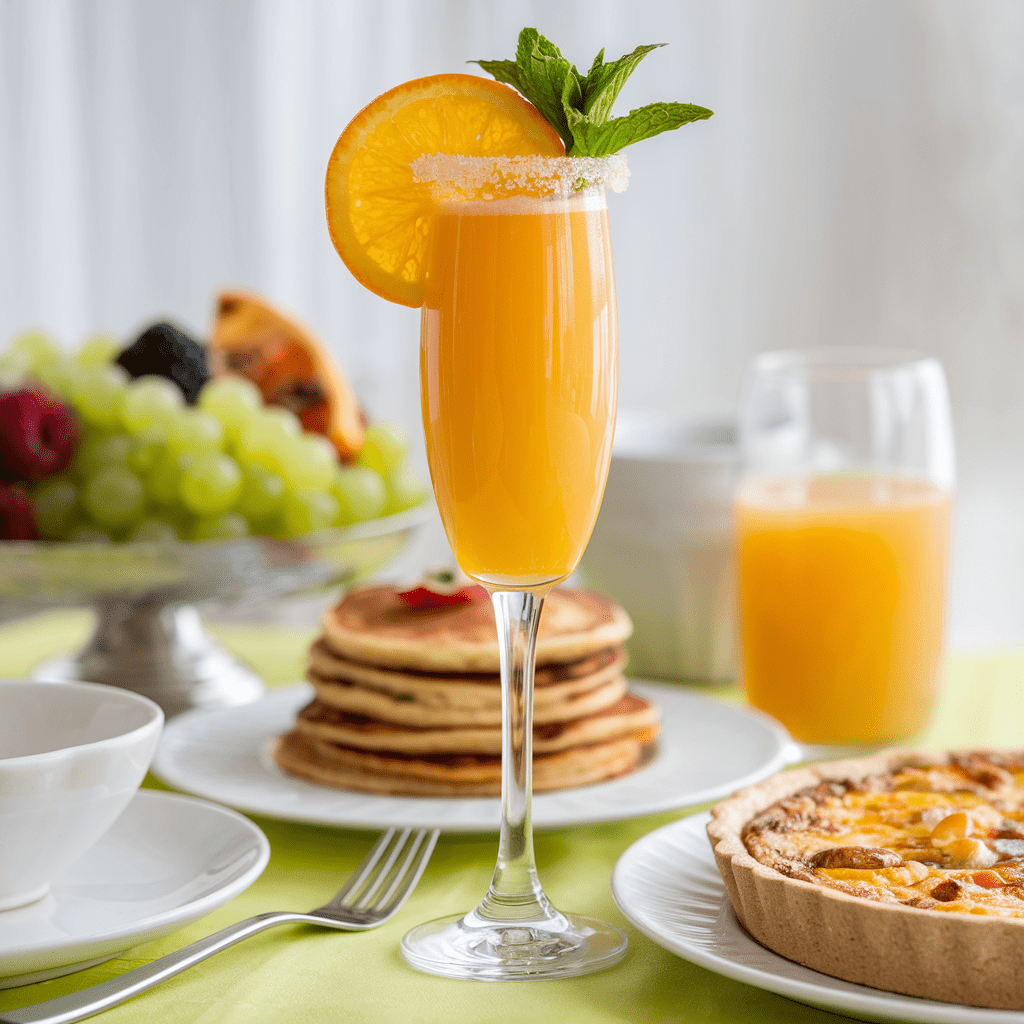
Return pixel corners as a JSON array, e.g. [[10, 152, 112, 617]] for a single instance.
[[0, 504, 430, 716]]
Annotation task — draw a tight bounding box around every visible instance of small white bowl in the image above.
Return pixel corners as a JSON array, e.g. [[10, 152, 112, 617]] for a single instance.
[[0, 680, 163, 911]]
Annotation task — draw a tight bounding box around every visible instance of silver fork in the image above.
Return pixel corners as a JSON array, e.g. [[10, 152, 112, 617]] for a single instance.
[[0, 827, 440, 1024]]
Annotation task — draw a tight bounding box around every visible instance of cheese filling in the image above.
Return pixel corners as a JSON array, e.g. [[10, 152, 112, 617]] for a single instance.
[[743, 753, 1024, 916]]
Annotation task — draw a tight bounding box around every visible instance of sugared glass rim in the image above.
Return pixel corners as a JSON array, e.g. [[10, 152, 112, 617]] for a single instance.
[[410, 152, 629, 199]]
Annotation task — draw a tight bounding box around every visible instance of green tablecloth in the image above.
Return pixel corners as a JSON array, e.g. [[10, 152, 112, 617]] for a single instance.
[[2, 610, 1023, 1024]]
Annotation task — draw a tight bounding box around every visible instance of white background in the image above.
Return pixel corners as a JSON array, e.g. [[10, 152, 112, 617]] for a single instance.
[[0, 0, 1022, 648]]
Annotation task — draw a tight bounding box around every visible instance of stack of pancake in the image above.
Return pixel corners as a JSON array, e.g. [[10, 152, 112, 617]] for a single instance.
[[272, 586, 660, 796]]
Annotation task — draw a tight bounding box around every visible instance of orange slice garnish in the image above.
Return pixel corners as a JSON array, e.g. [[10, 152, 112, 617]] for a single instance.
[[325, 73, 564, 308]]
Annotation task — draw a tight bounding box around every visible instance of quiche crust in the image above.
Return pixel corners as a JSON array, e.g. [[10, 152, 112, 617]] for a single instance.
[[707, 749, 1024, 1010]]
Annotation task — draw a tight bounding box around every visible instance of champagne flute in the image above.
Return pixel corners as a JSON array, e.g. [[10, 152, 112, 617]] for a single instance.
[[399, 153, 629, 979]]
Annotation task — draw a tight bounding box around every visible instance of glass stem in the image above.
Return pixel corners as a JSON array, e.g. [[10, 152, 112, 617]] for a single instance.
[[474, 588, 564, 926]]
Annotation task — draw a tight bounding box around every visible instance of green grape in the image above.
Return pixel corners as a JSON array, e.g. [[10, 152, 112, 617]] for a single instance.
[[237, 464, 286, 522], [31, 478, 79, 540], [145, 453, 185, 507], [82, 466, 145, 528], [70, 364, 128, 429], [165, 409, 225, 457], [282, 434, 336, 491], [190, 512, 249, 542], [332, 465, 387, 525], [178, 453, 242, 515], [0, 346, 32, 381], [130, 517, 180, 543], [237, 415, 300, 475], [262, 407, 302, 436], [120, 376, 185, 432], [384, 463, 429, 515], [72, 432, 133, 480], [278, 490, 340, 537], [357, 421, 408, 478], [9, 331, 61, 372], [198, 377, 262, 442], [126, 421, 170, 474], [32, 358, 80, 399], [74, 335, 120, 367]]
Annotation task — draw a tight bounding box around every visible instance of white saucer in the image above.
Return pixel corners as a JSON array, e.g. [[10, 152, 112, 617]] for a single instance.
[[0, 789, 269, 988], [612, 812, 1024, 1024], [152, 682, 797, 833]]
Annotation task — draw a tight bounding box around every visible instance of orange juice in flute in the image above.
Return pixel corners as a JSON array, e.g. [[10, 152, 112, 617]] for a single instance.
[[325, 28, 711, 980], [421, 190, 616, 585]]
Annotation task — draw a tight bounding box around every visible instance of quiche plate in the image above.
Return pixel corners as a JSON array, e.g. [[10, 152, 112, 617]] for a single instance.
[[707, 750, 1024, 1011], [611, 811, 1018, 1024]]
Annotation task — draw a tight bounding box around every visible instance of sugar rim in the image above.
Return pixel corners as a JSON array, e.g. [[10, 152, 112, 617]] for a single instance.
[[411, 153, 629, 198]]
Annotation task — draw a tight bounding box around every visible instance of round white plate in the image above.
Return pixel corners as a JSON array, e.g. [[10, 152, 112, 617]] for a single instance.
[[0, 789, 270, 988], [612, 812, 1024, 1024], [152, 681, 796, 833]]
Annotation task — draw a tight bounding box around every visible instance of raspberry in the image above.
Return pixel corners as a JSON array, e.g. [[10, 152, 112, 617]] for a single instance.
[[116, 322, 210, 403], [0, 485, 38, 540], [0, 388, 80, 483]]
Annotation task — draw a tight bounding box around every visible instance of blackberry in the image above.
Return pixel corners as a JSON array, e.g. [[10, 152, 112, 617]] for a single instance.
[[117, 322, 210, 404]]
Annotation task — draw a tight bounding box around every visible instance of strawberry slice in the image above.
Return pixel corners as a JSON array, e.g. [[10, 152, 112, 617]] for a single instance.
[[397, 568, 487, 608]]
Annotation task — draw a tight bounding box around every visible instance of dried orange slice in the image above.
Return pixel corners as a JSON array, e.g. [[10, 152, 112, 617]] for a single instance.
[[325, 73, 564, 308], [209, 289, 365, 460]]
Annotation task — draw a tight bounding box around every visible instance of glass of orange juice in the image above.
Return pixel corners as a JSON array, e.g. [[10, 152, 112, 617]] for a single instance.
[[400, 153, 628, 979], [736, 349, 955, 748]]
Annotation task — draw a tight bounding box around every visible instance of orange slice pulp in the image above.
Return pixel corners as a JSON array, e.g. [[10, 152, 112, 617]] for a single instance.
[[325, 74, 565, 308], [209, 289, 366, 460]]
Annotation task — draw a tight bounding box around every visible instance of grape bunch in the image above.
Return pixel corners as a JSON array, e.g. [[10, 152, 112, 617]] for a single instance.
[[0, 330, 427, 543]]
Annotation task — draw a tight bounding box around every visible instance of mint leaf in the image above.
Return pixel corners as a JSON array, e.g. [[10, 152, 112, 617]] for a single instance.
[[580, 43, 664, 123], [475, 28, 580, 151], [566, 102, 714, 156], [476, 29, 713, 157]]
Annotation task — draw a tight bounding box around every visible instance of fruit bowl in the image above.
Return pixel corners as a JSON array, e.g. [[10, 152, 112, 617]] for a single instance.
[[0, 502, 431, 716]]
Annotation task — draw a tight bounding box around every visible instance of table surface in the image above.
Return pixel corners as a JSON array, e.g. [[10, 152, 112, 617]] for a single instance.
[[2, 609, 1023, 1024]]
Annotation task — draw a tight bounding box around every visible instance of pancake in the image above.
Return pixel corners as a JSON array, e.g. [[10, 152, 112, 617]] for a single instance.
[[306, 669, 628, 728], [271, 729, 654, 796], [320, 586, 633, 672], [305, 644, 629, 727], [293, 691, 660, 755]]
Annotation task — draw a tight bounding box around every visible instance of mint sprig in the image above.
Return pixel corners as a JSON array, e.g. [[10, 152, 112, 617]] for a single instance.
[[475, 28, 713, 157]]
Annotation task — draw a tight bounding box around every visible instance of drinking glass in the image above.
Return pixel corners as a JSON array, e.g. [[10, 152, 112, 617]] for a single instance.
[[400, 153, 629, 979], [736, 348, 955, 750]]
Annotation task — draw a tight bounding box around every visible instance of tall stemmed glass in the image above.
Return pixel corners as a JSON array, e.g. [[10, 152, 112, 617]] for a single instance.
[[400, 153, 629, 980]]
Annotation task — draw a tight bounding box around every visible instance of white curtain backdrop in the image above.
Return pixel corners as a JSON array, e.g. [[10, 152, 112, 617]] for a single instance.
[[1, 0, 1023, 645]]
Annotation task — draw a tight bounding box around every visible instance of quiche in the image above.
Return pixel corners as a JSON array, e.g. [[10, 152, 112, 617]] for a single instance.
[[707, 750, 1024, 1010]]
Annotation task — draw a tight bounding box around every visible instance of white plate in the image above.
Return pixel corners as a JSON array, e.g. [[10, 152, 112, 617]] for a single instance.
[[152, 682, 796, 833], [611, 812, 1024, 1024], [0, 789, 270, 988]]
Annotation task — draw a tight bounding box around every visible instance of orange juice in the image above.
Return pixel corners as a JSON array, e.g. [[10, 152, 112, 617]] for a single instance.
[[420, 191, 617, 587], [737, 475, 951, 743]]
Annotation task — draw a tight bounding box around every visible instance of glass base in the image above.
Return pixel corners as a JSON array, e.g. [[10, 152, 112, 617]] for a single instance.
[[401, 911, 627, 981]]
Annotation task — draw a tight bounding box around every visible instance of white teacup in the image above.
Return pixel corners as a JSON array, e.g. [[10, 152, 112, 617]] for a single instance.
[[581, 412, 738, 682], [0, 680, 163, 911]]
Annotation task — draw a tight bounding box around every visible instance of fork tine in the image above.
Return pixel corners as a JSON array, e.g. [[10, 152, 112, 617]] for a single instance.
[[377, 829, 440, 916], [331, 827, 399, 903], [361, 828, 428, 911], [351, 827, 414, 909]]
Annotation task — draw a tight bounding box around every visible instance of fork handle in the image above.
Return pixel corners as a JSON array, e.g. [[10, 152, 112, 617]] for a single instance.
[[0, 911, 311, 1024]]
